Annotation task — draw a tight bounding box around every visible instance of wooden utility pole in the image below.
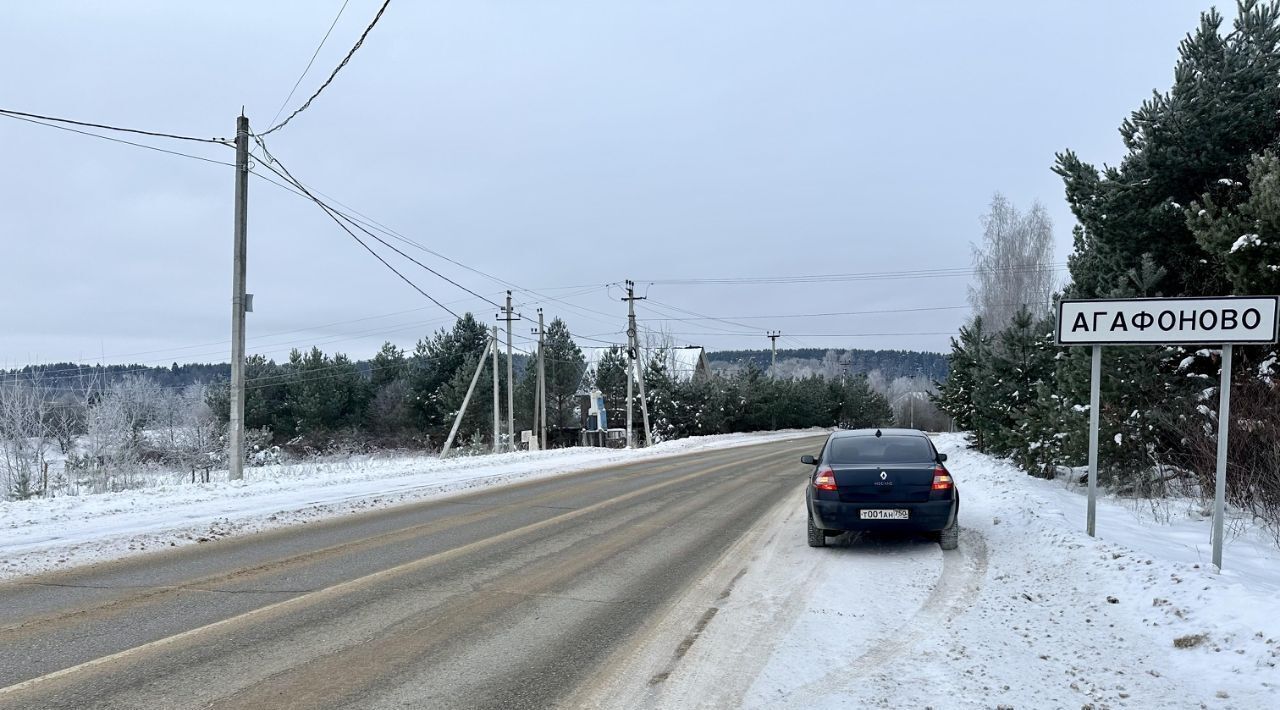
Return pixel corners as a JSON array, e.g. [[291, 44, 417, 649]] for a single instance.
[[228, 113, 249, 481], [622, 281, 652, 447]]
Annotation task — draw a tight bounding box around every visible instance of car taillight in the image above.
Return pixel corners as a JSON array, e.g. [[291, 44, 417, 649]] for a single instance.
[[931, 465, 953, 491], [813, 466, 837, 491]]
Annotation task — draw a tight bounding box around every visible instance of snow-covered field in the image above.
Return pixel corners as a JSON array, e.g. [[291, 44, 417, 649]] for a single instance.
[[0, 430, 820, 581], [582, 433, 1280, 710]]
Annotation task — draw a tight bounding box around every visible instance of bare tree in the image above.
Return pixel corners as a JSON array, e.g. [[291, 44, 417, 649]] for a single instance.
[[969, 193, 1056, 332], [0, 376, 53, 499]]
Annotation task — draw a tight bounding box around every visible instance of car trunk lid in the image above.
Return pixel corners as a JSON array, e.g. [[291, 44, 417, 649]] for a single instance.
[[831, 463, 935, 503]]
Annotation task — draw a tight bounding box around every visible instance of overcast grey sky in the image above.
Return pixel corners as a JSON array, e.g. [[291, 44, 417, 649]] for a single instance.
[[1, 0, 1214, 366]]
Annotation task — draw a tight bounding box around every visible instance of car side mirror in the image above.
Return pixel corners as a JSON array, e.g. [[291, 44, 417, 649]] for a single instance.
[[937, 453, 948, 462], [800, 455, 816, 466]]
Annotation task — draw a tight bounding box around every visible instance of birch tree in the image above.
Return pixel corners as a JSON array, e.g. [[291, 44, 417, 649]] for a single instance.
[[969, 193, 1056, 333]]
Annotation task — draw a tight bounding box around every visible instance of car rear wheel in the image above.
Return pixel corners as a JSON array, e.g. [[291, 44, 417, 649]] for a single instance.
[[807, 512, 826, 548], [939, 517, 959, 551]]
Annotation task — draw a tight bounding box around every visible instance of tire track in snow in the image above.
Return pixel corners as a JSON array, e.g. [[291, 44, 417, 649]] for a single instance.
[[772, 527, 989, 707]]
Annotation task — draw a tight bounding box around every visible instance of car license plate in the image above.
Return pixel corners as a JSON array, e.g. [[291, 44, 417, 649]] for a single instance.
[[860, 509, 908, 520]]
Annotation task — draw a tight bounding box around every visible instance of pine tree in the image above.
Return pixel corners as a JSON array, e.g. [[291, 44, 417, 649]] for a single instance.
[[1187, 150, 1280, 295], [933, 317, 992, 449], [407, 313, 491, 437], [1055, 1, 1280, 301], [591, 347, 629, 423], [370, 342, 407, 389], [542, 318, 587, 429]]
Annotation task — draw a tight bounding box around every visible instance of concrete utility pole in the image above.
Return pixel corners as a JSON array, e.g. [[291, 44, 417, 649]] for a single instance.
[[622, 280, 653, 447], [442, 338, 492, 457], [500, 292, 519, 452], [228, 113, 249, 481], [530, 320, 540, 447], [492, 325, 500, 454], [767, 330, 781, 376], [537, 308, 547, 450]]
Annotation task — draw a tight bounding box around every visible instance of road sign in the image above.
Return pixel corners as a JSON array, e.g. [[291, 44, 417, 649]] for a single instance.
[[1056, 296, 1279, 345], [1052, 294, 1279, 572]]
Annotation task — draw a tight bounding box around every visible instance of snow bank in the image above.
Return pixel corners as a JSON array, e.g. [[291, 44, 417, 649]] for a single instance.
[[0, 431, 820, 581]]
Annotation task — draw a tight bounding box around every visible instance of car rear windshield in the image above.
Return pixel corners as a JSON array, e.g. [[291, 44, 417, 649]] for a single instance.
[[825, 435, 935, 464]]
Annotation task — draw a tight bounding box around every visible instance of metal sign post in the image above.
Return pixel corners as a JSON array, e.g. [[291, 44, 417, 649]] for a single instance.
[[1213, 344, 1232, 569], [1086, 344, 1101, 538], [1056, 296, 1279, 570]]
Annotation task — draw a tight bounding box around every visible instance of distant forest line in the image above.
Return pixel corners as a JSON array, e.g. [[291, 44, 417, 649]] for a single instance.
[[5, 347, 948, 391]]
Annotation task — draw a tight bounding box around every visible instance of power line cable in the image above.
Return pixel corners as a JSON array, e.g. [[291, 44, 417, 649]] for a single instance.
[[0, 112, 234, 166], [247, 139, 620, 330], [0, 107, 230, 144], [638, 301, 1053, 322], [251, 141, 505, 311], [637, 263, 1068, 286], [650, 331, 958, 338], [260, 0, 392, 136], [268, 0, 352, 128], [251, 158, 461, 318]]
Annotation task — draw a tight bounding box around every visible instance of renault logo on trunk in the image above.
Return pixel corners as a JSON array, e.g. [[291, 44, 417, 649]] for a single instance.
[[879, 471, 887, 480]]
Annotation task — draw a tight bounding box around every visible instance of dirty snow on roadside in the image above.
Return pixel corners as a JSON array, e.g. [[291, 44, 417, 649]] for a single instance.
[[607, 433, 1280, 710], [0, 430, 819, 581]]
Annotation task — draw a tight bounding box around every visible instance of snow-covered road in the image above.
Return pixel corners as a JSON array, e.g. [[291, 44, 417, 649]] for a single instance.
[[580, 434, 1280, 710]]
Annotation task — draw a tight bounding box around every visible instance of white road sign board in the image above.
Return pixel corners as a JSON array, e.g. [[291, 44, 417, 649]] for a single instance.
[[1056, 296, 1279, 345], [1053, 294, 1279, 572]]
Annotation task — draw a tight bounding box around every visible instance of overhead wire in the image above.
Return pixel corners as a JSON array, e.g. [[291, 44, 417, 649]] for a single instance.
[[636, 300, 1053, 322], [248, 154, 462, 318], [0, 107, 230, 144], [637, 263, 1068, 286], [268, 0, 352, 128], [247, 141, 624, 338], [260, 0, 392, 136], [251, 139, 504, 312], [0, 112, 234, 166]]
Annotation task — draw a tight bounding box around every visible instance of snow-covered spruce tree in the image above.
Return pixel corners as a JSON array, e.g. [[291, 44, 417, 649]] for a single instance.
[[988, 310, 1060, 476], [1187, 150, 1280, 297], [642, 353, 678, 442], [933, 317, 994, 450]]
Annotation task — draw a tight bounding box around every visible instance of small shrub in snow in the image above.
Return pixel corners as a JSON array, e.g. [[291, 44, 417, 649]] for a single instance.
[[1173, 633, 1207, 649]]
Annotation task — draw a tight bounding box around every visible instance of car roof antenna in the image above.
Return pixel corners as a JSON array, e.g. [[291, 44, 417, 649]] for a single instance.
[[875, 429, 882, 438]]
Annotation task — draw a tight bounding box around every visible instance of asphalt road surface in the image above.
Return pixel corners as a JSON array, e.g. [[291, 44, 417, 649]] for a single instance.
[[0, 436, 821, 709]]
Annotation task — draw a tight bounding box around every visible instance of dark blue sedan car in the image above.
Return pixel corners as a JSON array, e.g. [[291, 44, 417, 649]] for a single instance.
[[803, 428, 959, 550]]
